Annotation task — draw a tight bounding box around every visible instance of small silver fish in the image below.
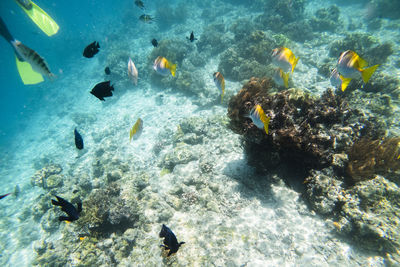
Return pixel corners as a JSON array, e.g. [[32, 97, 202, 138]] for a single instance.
[[128, 57, 138, 85], [11, 40, 54, 79]]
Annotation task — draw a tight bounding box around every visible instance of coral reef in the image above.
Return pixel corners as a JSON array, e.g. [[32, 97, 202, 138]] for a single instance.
[[329, 33, 393, 65], [306, 171, 400, 257], [196, 23, 231, 57], [347, 137, 400, 184], [76, 182, 142, 237], [310, 5, 342, 32], [31, 163, 63, 189], [155, 1, 188, 30], [218, 31, 285, 82], [227, 77, 369, 171]]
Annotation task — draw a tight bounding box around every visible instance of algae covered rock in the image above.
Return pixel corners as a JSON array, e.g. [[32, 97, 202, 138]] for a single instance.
[[31, 163, 63, 189], [310, 5, 342, 32], [329, 33, 393, 65]]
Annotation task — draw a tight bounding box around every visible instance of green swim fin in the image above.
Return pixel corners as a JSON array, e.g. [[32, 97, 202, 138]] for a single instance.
[[16, 0, 59, 36], [15, 55, 44, 85]]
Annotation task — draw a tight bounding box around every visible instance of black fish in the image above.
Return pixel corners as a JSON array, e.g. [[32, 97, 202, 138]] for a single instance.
[[159, 224, 185, 256], [151, 38, 158, 47], [0, 193, 10, 200], [74, 128, 84, 150], [135, 0, 145, 10], [51, 195, 82, 222], [83, 41, 100, 58], [187, 31, 197, 42], [105, 66, 111, 75], [90, 81, 114, 101]]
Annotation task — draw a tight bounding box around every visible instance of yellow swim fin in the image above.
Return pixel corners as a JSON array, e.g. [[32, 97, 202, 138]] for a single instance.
[[15, 55, 44, 85], [16, 0, 59, 36]]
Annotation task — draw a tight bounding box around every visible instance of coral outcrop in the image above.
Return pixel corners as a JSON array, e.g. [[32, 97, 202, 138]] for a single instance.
[[228, 77, 363, 171], [347, 137, 400, 184]]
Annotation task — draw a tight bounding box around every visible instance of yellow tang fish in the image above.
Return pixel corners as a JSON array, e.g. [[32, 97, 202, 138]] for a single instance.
[[153, 56, 177, 77], [336, 50, 379, 91], [271, 47, 299, 74], [130, 118, 143, 142], [249, 105, 271, 134], [213, 72, 225, 103], [128, 57, 138, 85], [272, 68, 289, 88]]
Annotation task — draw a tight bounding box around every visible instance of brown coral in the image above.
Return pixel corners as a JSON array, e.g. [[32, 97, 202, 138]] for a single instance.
[[347, 137, 400, 184], [228, 77, 355, 172]]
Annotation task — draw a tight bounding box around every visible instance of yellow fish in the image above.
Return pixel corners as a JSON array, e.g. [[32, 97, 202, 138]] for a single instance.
[[153, 56, 176, 77], [271, 47, 299, 74], [130, 118, 143, 142], [213, 72, 225, 103], [272, 68, 289, 88], [249, 105, 271, 134], [336, 50, 379, 91]]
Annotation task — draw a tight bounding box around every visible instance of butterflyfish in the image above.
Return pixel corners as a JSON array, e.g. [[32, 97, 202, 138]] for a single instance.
[[153, 56, 177, 77], [213, 72, 225, 103], [130, 118, 143, 142], [271, 47, 299, 74], [249, 105, 271, 134]]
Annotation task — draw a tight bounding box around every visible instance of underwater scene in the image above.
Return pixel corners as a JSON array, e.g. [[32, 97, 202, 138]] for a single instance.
[[0, 0, 400, 266]]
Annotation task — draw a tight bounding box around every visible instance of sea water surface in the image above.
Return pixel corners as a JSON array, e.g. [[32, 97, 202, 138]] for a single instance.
[[0, 0, 399, 266]]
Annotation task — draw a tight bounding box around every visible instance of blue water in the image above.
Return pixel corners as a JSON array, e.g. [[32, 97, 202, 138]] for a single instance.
[[0, 0, 399, 266]]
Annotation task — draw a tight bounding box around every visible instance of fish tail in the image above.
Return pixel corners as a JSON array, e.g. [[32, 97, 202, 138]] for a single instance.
[[361, 64, 379, 84], [169, 63, 177, 77], [282, 72, 289, 88], [340, 76, 352, 92], [291, 56, 299, 73], [260, 114, 270, 134]]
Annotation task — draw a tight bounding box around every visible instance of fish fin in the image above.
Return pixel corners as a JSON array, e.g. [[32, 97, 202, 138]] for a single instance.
[[169, 63, 177, 77], [357, 56, 369, 69], [291, 56, 299, 73], [340, 76, 352, 92], [263, 116, 270, 134], [59, 216, 71, 221], [16, 0, 59, 36], [282, 72, 289, 88], [15, 55, 44, 85], [361, 64, 379, 84], [77, 202, 82, 213], [51, 199, 60, 206]]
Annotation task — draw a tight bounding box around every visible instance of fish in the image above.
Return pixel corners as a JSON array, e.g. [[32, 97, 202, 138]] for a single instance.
[[151, 38, 158, 47], [159, 224, 185, 257], [329, 68, 351, 91], [187, 31, 197, 42], [105, 66, 111, 75], [271, 47, 299, 73], [336, 50, 379, 91], [213, 72, 225, 103], [153, 56, 177, 77], [16, 0, 33, 10], [90, 81, 114, 101], [249, 105, 271, 134], [83, 41, 100, 58], [51, 195, 82, 222], [272, 68, 289, 88], [128, 57, 138, 85], [139, 14, 154, 23], [130, 118, 143, 142], [74, 128, 84, 150], [11, 40, 54, 79], [0, 193, 11, 200], [134, 0, 145, 10]]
